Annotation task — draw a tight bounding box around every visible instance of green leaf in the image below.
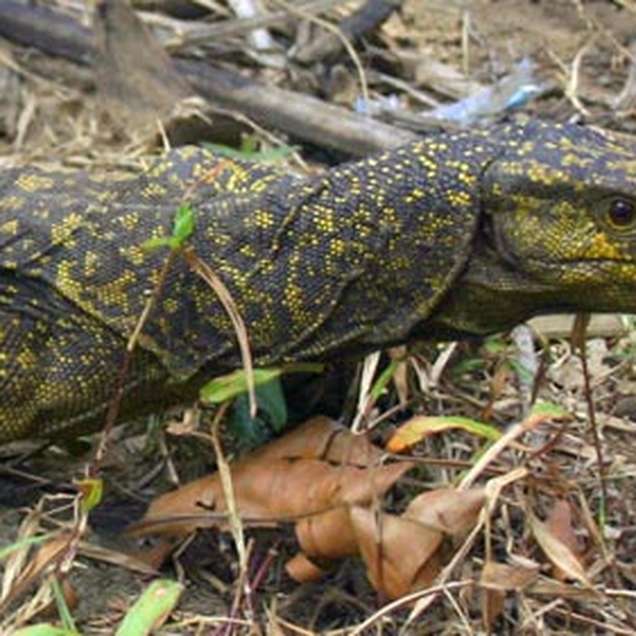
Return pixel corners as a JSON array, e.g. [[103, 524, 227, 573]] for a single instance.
[[451, 357, 486, 376], [235, 377, 287, 430], [76, 478, 103, 514], [141, 236, 178, 251], [172, 203, 195, 244], [508, 358, 535, 385], [51, 576, 77, 633], [228, 410, 270, 448], [141, 203, 195, 252], [12, 626, 79, 636], [240, 135, 258, 154], [370, 359, 400, 401], [482, 335, 508, 355], [415, 415, 502, 441], [115, 579, 184, 636], [388, 415, 501, 453], [230, 377, 288, 448], [200, 363, 323, 405], [201, 368, 283, 404], [253, 377, 287, 430], [529, 401, 571, 420]]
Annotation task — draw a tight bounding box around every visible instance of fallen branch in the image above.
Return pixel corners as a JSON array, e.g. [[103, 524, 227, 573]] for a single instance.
[[294, 0, 404, 64], [0, 0, 416, 155]]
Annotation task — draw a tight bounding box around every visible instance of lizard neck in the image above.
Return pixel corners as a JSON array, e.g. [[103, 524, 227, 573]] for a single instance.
[[422, 241, 560, 339], [191, 134, 501, 366]]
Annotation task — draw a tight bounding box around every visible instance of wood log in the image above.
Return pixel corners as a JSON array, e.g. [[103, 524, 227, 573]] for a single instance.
[[0, 0, 416, 155]]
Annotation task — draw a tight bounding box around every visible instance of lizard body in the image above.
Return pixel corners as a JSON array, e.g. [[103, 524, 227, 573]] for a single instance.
[[2, 119, 636, 442]]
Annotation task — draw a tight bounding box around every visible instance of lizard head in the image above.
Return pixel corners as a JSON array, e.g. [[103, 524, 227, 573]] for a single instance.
[[481, 120, 636, 314]]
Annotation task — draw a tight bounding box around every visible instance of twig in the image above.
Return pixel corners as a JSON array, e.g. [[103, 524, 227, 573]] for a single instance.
[[0, 0, 417, 154], [565, 37, 596, 118], [571, 313, 630, 613], [209, 405, 246, 572], [183, 247, 257, 418], [614, 40, 636, 112], [270, 0, 370, 104], [348, 580, 473, 635], [571, 314, 609, 524], [88, 250, 178, 477], [166, 0, 346, 49], [294, 0, 403, 65]]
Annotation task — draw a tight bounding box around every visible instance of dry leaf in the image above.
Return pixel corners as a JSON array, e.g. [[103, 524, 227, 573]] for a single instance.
[[129, 418, 411, 538], [530, 510, 591, 587], [480, 560, 539, 592], [389, 346, 409, 407], [405, 488, 486, 536], [479, 556, 538, 627], [94, 0, 191, 130], [350, 506, 443, 599], [133, 458, 412, 535], [285, 552, 327, 583], [481, 584, 505, 631], [387, 415, 499, 453], [545, 499, 585, 581], [295, 507, 359, 560], [248, 416, 382, 465]]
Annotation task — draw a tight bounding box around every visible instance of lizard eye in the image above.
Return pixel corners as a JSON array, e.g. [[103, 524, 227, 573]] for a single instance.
[[607, 198, 636, 228]]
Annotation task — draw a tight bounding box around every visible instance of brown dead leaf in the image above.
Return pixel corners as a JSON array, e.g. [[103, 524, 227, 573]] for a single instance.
[[295, 507, 359, 560], [545, 499, 585, 581], [481, 584, 505, 632], [130, 457, 412, 537], [529, 578, 599, 601], [479, 560, 539, 593], [285, 552, 327, 583], [127, 423, 487, 600], [350, 506, 443, 599], [344, 489, 484, 599], [356, 488, 483, 599], [128, 418, 412, 584], [479, 558, 539, 629], [529, 509, 591, 587], [128, 418, 411, 537], [248, 416, 382, 465], [404, 488, 486, 536], [129, 459, 412, 535], [118, 539, 176, 573]]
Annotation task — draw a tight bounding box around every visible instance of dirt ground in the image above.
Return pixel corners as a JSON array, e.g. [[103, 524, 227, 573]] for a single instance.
[[1, 0, 636, 633]]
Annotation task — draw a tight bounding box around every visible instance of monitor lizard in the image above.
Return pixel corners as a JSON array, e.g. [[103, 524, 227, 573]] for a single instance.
[[2, 119, 636, 442]]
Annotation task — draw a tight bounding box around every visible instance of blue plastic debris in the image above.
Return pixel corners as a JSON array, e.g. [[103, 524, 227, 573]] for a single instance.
[[427, 58, 545, 127]]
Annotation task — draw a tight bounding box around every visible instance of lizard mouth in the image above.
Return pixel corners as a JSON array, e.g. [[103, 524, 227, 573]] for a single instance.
[[524, 256, 636, 281], [485, 213, 636, 285]]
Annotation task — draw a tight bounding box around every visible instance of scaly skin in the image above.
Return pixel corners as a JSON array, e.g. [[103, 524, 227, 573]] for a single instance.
[[2, 119, 636, 442]]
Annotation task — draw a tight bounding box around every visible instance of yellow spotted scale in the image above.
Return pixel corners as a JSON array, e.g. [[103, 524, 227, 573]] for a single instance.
[[2, 120, 636, 441]]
